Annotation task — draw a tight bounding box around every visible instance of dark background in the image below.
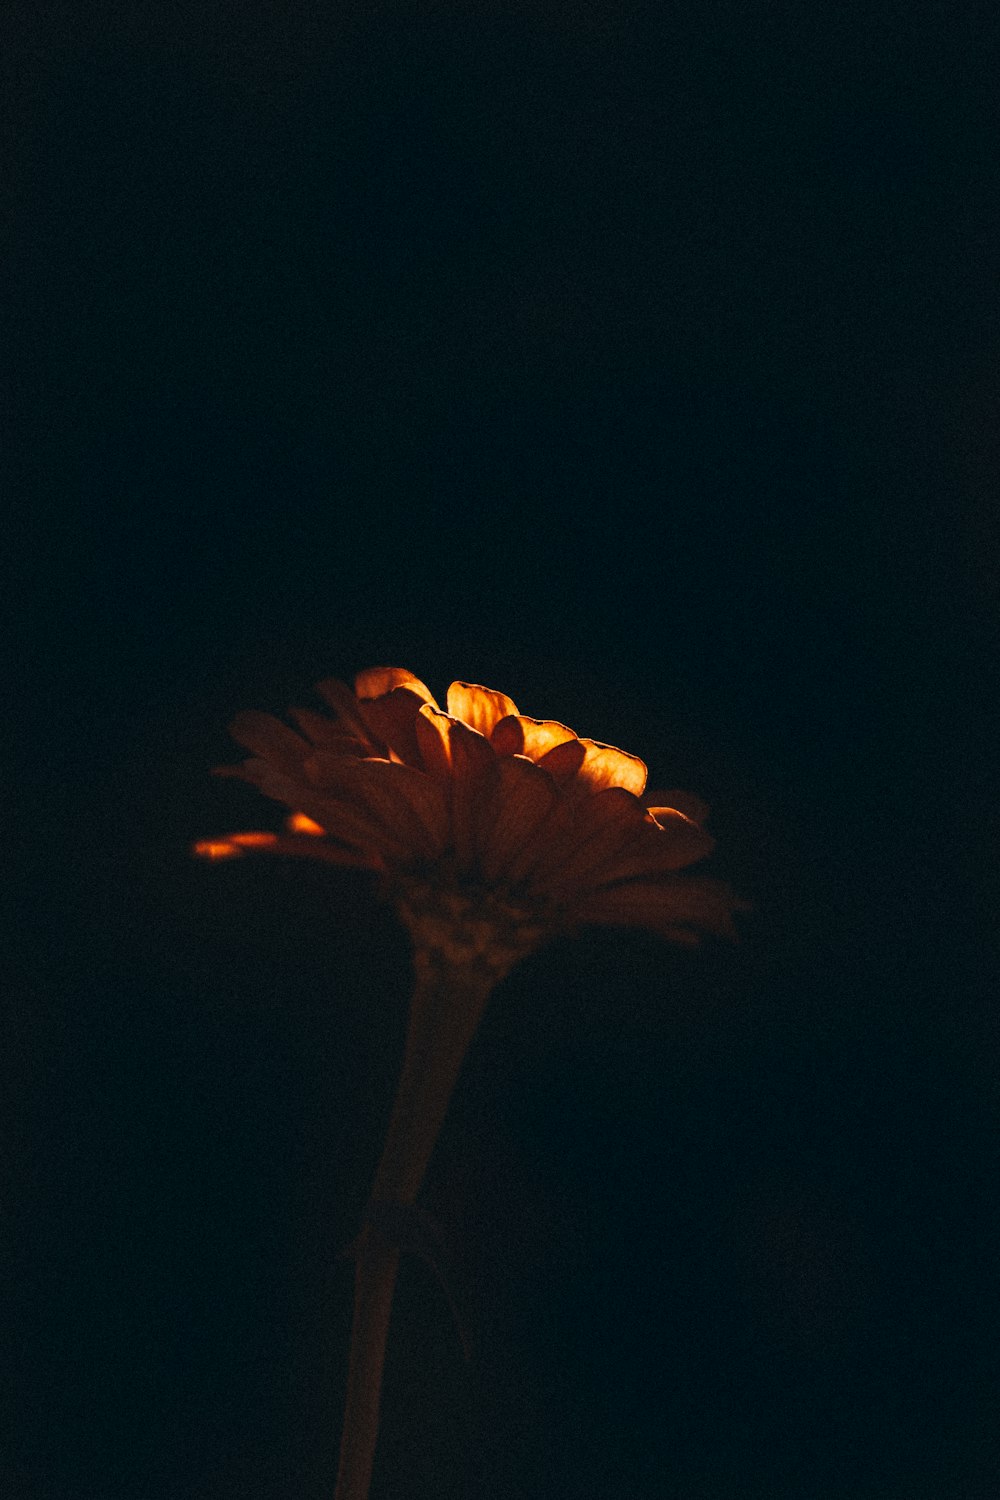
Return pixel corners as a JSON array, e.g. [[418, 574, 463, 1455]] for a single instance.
[[5, 3, 999, 1497]]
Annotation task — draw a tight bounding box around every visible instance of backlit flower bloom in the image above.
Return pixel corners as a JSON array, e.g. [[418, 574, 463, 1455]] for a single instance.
[[197, 667, 743, 977]]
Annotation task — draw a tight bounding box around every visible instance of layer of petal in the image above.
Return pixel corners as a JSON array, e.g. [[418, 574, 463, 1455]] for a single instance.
[[446, 682, 519, 738], [354, 667, 438, 705], [574, 739, 647, 797]]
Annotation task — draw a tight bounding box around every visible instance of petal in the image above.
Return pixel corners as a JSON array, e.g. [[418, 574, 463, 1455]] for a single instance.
[[228, 711, 311, 772], [224, 756, 395, 853], [492, 715, 580, 762], [314, 677, 377, 742], [288, 706, 366, 756], [531, 787, 648, 895], [598, 809, 715, 880], [573, 875, 742, 940], [415, 704, 455, 779], [574, 739, 647, 797], [536, 737, 586, 784], [446, 682, 520, 737], [354, 667, 438, 706], [303, 755, 449, 860], [448, 719, 500, 872], [645, 789, 710, 826], [356, 686, 428, 767], [477, 756, 559, 885]]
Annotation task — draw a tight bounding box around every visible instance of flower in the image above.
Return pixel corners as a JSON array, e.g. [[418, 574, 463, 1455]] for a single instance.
[[197, 667, 744, 975]]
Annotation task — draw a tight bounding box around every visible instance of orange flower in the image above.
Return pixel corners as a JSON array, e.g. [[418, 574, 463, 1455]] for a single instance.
[[198, 666, 744, 973], [197, 667, 747, 1500]]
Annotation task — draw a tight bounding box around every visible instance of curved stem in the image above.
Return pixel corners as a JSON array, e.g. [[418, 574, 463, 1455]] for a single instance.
[[333, 960, 494, 1500]]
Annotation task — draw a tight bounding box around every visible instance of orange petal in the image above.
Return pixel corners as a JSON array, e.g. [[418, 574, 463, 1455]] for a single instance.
[[415, 704, 455, 779], [573, 875, 742, 940], [645, 790, 710, 826], [286, 813, 325, 834], [224, 755, 399, 857], [193, 839, 245, 860], [477, 756, 559, 885], [354, 667, 438, 706], [574, 739, 647, 797], [314, 678, 377, 742], [532, 787, 647, 894], [603, 809, 715, 878], [304, 755, 449, 861], [490, 715, 524, 756], [492, 715, 578, 763], [356, 686, 428, 766], [448, 720, 499, 872], [228, 711, 311, 772], [536, 737, 586, 784], [289, 706, 365, 756], [446, 682, 520, 737]]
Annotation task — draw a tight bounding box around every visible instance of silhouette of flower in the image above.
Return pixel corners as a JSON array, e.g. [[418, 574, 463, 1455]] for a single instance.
[[196, 666, 742, 975], [196, 666, 746, 1500]]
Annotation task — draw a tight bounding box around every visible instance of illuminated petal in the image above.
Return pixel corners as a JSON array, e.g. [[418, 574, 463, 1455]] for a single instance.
[[446, 682, 519, 737], [645, 789, 709, 826], [354, 667, 438, 706], [574, 739, 647, 797], [478, 757, 558, 884], [287, 812, 325, 834], [356, 686, 428, 766], [415, 704, 455, 779], [228, 711, 311, 772], [492, 714, 581, 763]]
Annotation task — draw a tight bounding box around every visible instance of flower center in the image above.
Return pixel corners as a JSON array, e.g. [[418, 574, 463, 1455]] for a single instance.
[[392, 873, 551, 982]]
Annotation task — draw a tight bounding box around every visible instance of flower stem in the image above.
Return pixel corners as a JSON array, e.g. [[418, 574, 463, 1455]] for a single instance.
[[333, 959, 494, 1500]]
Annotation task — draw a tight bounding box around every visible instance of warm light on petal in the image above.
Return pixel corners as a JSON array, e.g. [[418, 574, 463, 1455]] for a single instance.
[[492, 715, 577, 762], [193, 838, 245, 860], [354, 667, 438, 706], [446, 682, 519, 738], [575, 739, 647, 797], [645, 790, 710, 826], [415, 704, 455, 779], [204, 664, 743, 952], [287, 812, 326, 835]]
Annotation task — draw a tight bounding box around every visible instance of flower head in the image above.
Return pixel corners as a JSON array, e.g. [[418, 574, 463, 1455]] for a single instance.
[[197, 668, 744, 977]]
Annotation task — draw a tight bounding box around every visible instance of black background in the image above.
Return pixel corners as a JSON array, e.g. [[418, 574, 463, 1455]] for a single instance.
[[6, 3, 999, 1497]]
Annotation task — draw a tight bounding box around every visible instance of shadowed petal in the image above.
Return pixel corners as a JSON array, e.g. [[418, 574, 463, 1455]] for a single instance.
[[532, 787, 648, 895], [228, 712, 312, 772], [478, 757, 559, 884], [315, 678, 377, 742], [446, 683, 519, 737], [304, 755, 448, 859], [573, 875, 741, 940], [356, 686, 428, 767], [536, 738, 587, 783], [289, 707, 366, 757], [448, 720, 499, 873], [599, 809, 715, 880], [415, 704, 455, 779]]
